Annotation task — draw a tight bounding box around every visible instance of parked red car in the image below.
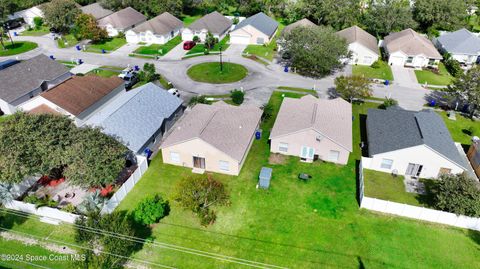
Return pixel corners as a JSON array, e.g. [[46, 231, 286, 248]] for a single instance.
[[183, 41, 196, 50]]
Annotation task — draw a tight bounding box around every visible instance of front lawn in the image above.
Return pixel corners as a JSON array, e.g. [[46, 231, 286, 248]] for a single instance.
[[187, 62, 248, 84], [415, 63, 454, 86], [0, 41, 37, 56], [243, 42, 276, 61], [56, 34, 79, 48], [20, 26, 50, 36], [85, 37, 126, 53], [185, 36, 230, 56], [438, 111, 480, 145], [87, 68, 120, 78], [114, 91, 480, 268], [352, 60, 394, 81], [133, 35, 182, 56]]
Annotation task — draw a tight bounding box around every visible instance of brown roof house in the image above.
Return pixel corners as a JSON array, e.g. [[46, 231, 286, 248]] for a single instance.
[[282, 18, 316, 35], [270, 95, 353, 165], [0, 54, 71, 115], [181, 11, 232, 42], [98, 7, 146, 37], [24, 75, 124, 126], [126, 12, 183, 44], [383, 28, 442, 68], [80, 2, 114, 20], [161, 102, 262, 175], [336, 25, 379, 66]]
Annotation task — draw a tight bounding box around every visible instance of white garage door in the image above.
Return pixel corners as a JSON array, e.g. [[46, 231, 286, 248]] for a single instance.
[[389, 56, 404, 66], [230, 35, 250, 45]]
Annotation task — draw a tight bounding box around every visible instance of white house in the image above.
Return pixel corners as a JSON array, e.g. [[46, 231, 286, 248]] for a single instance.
[[181, 11, 232, 42], [336, 25, 379, 66], [8, 5, 44, 27], [126, 12, 183, 44], [434, 28, 480, 67], [383, 28, 442, 68], [363, 108, 469, 178], [230, 12, 278, 45], [98, 7, 146, 37]]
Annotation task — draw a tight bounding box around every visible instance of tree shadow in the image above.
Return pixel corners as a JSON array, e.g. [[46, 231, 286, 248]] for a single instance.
[[468, 229, 480, 246], [0, 210, 29, 229], [357, 256, 366, 269], [415, 179, 437, 207], [359, 114, 369, 157]]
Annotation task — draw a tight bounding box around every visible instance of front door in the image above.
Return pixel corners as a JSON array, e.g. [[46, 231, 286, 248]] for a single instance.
[[406, 163, 423, 177], [193, 156, 205, 169]]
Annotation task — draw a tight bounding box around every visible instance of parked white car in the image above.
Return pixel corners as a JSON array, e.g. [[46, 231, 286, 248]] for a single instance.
[[168, 88, 180, 97], [118, 67, 133, 79]]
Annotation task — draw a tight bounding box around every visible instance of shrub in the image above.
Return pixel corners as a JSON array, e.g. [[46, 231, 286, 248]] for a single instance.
[[62, 203, 77, 213], [230, 89, 244, 105], [381, 98, 398, 109], [232, 17, 239, 25], [189, 95, 211, 106], [33, 17, 43, 30], [444, 58, 463, 77], [192, 35, 200, 43], [370, 60, 381, 69], [261, 103, 274, 121], [133, 194, 170, 225]]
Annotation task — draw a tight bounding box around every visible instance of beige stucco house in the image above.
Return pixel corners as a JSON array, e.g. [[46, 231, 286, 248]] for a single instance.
[[336, 25, 379, 66], [270, 95, 353, 165], [161, 102, 262, 176]]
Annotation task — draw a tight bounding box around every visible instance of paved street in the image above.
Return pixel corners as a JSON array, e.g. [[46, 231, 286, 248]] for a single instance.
[[0, 35, 432, 110]]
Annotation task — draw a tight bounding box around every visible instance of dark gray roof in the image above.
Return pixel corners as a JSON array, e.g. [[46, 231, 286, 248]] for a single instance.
[[0, 54, 70, 103], [436, 28, 480, 55], [188, 11, 232, 35], [80, 3, 114, 20], [99, 83, 182, 153], [367, 108, 468, 169], [234, 12, 278, 37]]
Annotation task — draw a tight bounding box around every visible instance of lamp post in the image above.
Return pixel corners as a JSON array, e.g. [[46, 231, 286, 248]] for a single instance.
[[219, 45, 223, 72]]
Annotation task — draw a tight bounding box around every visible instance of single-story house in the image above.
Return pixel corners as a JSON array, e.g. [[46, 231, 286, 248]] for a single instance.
[[94, 83, 184, 154], [383, 28, 442, 68], [80, 2, 114, 20], [269, 95, 352, 164], [230, 12, 278, 45], [98, 7, 147, 37], [161, 101, 262, 176], [0, 55, 71, 115], [363, 108, 469, 178], [126, 12, 183, 44], [281, 18, 316, 36], [8, 5, 44, 27], [336, 25, 379, 66], [434, 28, 480, 67], [467, 137, 480, 179], [22, 75, 124, 126], [181, 11, 232, 42]]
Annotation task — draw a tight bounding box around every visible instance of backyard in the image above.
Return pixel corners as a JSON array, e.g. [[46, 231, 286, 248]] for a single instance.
[[85, 37, 126, 53], [438, 111, 480, 146], [415, 63, 454, 86], [133, 36, 182, 56], [0, 41, 38, 56], [352, 60, 394, 81]]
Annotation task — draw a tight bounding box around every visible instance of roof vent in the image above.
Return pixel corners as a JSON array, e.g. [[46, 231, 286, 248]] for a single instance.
[[316, 135, 322, 142], [239, 125, 242, 129]]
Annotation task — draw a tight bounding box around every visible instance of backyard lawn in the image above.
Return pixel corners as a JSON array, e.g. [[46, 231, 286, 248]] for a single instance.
[[181, 15, 201, 26], [133, 36, 182, 56], [415, 63, 454, 86], [352, 60, 394, 81], [187, 62, 248, 83], [86, 37, 126, 53], [20, 26, 50, 36], [0, 41, 37, 56], [438, 111, 480, 145], [56, 34, 79, 48]]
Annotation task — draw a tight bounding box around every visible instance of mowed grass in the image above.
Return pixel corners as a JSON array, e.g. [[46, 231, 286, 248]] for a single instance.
[[187, 62, 248, 83], [87, 68, 120, 78], [415, 63, 454, 86], [438, 111, 480, 145], [181, 15, 202, 26], [186, 36, 230, 56], [352, 60, 394, 81], [86, 37, 126, 53], [0, 41, 37, 56], [116, 92, 480, 268], [56, 34, 79, 48], [21, 26, 50, 36], [133, 35, 182, 56], [243, 42, 276, 61]]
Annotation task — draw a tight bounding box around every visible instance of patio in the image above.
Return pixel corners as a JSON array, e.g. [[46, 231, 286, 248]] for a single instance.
[[30, 178, 88, 207]]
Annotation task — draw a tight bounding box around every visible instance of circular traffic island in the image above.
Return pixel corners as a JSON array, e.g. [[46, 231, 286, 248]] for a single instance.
[[187, 62, 248, 84], [0, 41, 38, 56]]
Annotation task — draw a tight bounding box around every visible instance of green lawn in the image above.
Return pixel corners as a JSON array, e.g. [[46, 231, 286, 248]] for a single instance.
[[20, 26, 50, 36], [243, 42, 276, 61], [468, 15, 480, 32], [56, 34, 79, 48], [181, 15, 202, 26], [277, 86, 318, 96], [187, 62, 248, 84], [0, 41, 37, 56], [185, 36, 230, 56], [113, 91, 480, 268], [133, 35, 182, 56], [414, 63, 454, 86], [86, 68, 120, 77], [438, 111, 480, 145], [85, 37, 126, 53], [352, 60, 394, 81]]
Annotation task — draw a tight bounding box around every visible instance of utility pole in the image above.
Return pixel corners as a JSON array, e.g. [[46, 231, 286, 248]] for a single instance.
[[219, 45, 223, 72]]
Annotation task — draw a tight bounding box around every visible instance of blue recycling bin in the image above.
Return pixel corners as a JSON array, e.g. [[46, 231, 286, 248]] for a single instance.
[[134, 65, 140, 71], [384, 80, 390, 86], [144, 148, 153, 158], [284, 66, 289, 72], [13, 32, 18, 36], [49, 55, 55, 60], [76, 45, 81, 51], [255, 131, 261, 140], [78, 59, 83, 64], [429, 100, 436, 107], [101, 49, 106, 54]]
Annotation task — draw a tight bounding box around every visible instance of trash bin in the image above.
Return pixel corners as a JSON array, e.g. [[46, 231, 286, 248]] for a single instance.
[[13, 32, 17, 36], [101, 49, 106, 54], [284, 66, 289, 72], [384, 80, 390, 86], [49, 55, 55, 60], [255, 130, 262, 140], [429, 100, 436, 107], [78, 59, 83, 64], [134, 65, 140, 71]]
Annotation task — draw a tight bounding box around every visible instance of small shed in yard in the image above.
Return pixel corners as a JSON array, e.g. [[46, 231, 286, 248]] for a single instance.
[[259, 167, 272, 189]]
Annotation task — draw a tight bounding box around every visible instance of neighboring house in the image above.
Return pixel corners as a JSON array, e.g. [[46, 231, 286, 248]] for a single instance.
[[383, 28, 442, 68], [80, 2, 114, 20], [93, 83, 184, 154], [336, 25, 379, 66], [467, 137, 480, 179], [281, 18, 316, 36], [22, 75, 124, 126], [8, 5, 44, 27], [434, 28, 480, 67], [363, 108, 469, 178], [161, 102, 262, 176], [0, 55, 71, 115], [230, 12, 278, 45], [269, 95, 352, 165], [98, 7, 146, 37], [126, 12, 183, 44], [181, 11, 232, 42]]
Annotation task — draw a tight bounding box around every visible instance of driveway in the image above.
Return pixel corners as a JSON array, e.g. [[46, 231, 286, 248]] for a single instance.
[[109, 43, 141, 56], [391, 66, 420, 88], [162, 42, 187, 60], [224, 44, 247, 56]]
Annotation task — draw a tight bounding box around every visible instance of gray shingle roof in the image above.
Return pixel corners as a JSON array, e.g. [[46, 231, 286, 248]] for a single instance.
[[282, 18, 316, 35], [187, 11, 232, 35], [436, 28, 480, 55], [367, 108, 468, 169], [132, 12, 183, 35], [0, 54, 70, 103], [234, 12, 278, 37], [98, 7, 146, 30], [80, 3, 114, 20], [336, 25, 379, 55], [384, 28, 442, 59], [99, 83, 182, 153]]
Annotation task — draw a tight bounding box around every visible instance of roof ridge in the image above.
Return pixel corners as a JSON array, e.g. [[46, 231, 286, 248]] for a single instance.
[[311, 103, 318, 125], [199, 108, 218, 137]]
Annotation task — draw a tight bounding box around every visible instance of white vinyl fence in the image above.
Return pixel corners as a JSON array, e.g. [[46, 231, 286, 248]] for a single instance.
[[101, 155, 148, 214], [4, 200, 79, 224], [359, 160, 480, 231]]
